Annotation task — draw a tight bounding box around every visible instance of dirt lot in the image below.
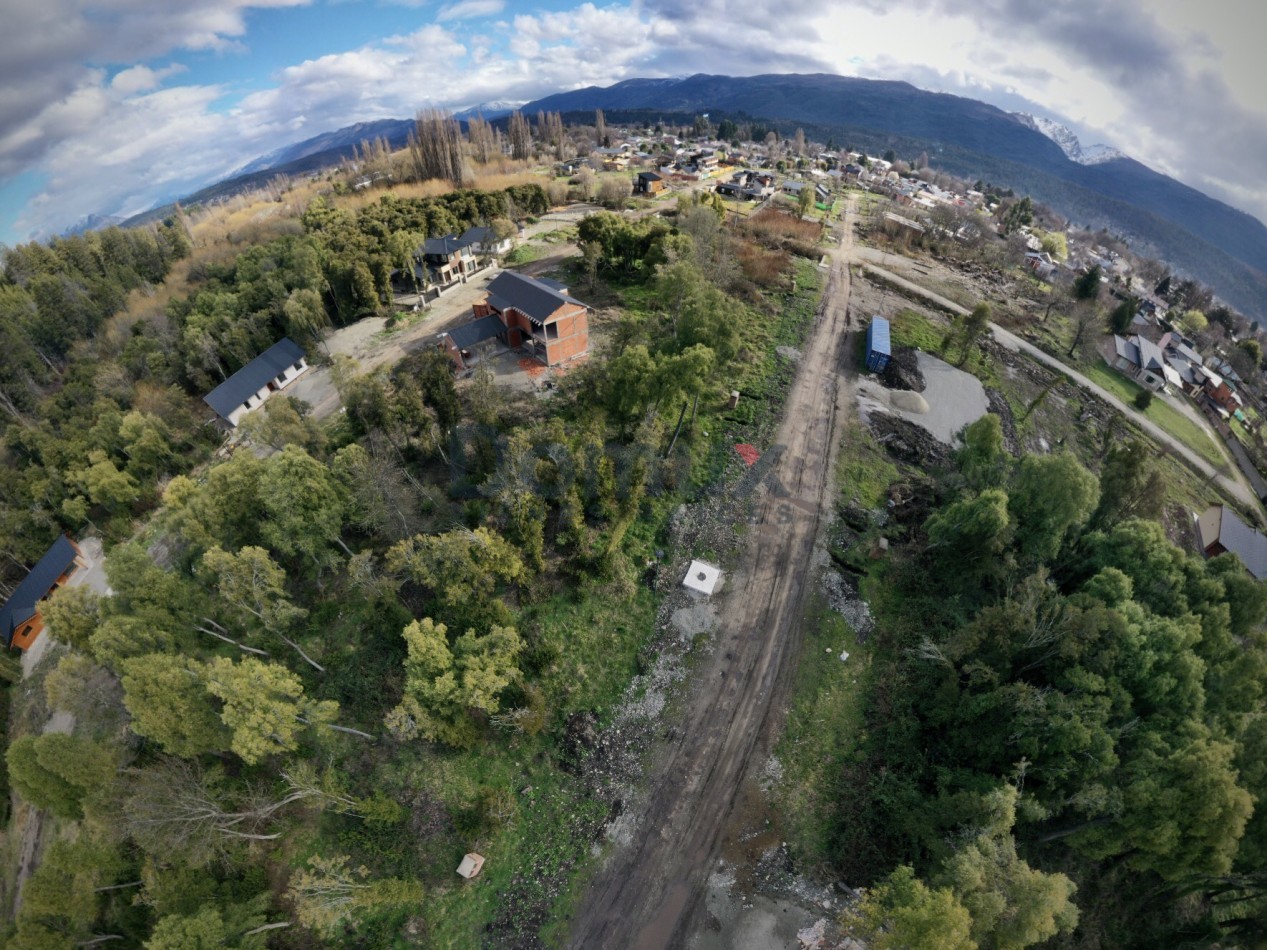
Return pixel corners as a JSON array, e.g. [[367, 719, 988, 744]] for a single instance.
[[565, 199, 859, 949]]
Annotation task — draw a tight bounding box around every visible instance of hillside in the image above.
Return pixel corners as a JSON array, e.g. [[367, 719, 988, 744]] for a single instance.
[[525, 73, 1267, 314]]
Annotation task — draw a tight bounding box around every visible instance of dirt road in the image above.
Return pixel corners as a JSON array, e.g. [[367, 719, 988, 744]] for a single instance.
[[566, 199, 858, 949]]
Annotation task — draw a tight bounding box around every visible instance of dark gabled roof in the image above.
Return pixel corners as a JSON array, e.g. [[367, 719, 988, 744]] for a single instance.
[[1213, 506, 1267, 579], [1, 535, 78, 647], [1113, 334, 1141, 366], [637, 171, 662, 181], [1135, 335, 1167, 372], [459, 226, 495, 247], [447, 315, 505, 350], [204, 338, 305, 419], [484, 271, 586, 324], [422, 234, 466, 257]]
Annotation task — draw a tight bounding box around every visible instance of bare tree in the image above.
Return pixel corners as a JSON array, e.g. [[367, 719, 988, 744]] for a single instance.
[[508, 110, 533, 161], [466, 114, 498, 165], [595, 108, 607, 146], [409, 109, 467, 187], [123, 758, 319, 866]]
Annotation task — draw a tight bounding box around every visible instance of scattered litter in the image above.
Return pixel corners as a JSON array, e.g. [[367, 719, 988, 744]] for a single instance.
[[839, 651, 850, 662], [798, 918, 827, 948], [734, 443, 760, 466]]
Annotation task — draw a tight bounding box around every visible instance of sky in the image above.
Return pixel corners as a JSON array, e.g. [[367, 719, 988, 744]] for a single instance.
[[2, 0, 1265, 245]]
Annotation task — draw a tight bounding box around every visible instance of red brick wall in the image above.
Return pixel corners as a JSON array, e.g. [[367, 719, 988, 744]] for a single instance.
[[544, 305, 588, 365]]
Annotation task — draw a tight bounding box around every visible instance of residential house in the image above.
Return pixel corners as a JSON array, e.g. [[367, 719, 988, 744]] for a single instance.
[[458, 225, 513, 260], [1108, 334, 1181, 392], [1196, 505, 1267, 579], [204, 338, 309, 427], [1024, 251, 1058, 280], [421, 234, 478, 286], [782, 180, 830, 203], [470, 272, 590, 366], [1200, 367, 1244, 412], [1, 536, 86, 651], [634, 171, 666, 196]]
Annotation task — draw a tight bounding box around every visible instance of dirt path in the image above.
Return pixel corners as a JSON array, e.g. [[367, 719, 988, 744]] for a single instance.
[[565, 198, 859, 949]]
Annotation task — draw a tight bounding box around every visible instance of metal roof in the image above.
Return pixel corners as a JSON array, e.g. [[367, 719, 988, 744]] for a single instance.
[[868, 316, 891, 355], [1210, 505, 1267, 580], [0, 535, 78, 647], [446, 315, 505, 350], [203, 338, 305, 419], [485, 271, 586, 325]]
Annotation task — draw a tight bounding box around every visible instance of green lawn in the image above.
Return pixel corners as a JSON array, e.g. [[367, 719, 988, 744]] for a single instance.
[[1083, 360, 1228, 468]]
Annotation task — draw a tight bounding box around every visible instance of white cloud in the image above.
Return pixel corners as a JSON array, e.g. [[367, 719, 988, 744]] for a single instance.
[[437, 0, 504, 22], [6, 0, 1267, 240]]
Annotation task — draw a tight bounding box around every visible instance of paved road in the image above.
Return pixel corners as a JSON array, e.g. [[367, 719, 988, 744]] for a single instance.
[[566, 198, 859, 949], [856, 258, 1260, 511]]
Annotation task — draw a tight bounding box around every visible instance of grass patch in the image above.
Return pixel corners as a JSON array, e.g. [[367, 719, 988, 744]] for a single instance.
[[773, 596, 870, 868], [523, 582, 659, 722], [505, 244, 548, 266], [1083, 361, 1227, 468], [887, 308, 999, 387], [837, 418, 900, 509]]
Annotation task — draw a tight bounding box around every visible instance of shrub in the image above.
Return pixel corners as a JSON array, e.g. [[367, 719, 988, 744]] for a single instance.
[[1134, 389, 1153, 410]]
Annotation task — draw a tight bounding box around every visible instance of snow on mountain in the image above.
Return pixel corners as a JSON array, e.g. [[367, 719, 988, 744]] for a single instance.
[[452, 100, 524, 120], [1014, 113, 1125, 165]]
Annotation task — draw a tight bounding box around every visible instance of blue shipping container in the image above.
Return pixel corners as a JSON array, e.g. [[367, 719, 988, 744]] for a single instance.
[[866, 316, 891, 372]]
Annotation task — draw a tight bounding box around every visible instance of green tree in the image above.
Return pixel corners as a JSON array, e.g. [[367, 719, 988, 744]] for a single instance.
[[1108, 297, 1137, 335], [1039, 231, 1068, 261], [850, 865, 975, 950], [287, 854, 424, 936], [940, 786, 1079, 948], [201, 545, 320, 671], [36, 585, 101, 652], [204, 657, 339, 764], [951, 303, 992, 367], [1073, 729, 1252, 881], [237, 396, 326, 455], [1177, 308, 1208, 335], [386, 527, 525, 630], [385, 617, 522, 748], [797, 185, 814, 216], [258, 445, 350, 566], [76, 451, 141, 510], [1008, 453, 1099, 563], [924, 489, 1013, 579], [6, 734, 117, 819], [958, 414, 1008, 490], [1093, 440, 1164, 527], [121, 654, 229, 757], [1073, 265, 1103, 301]]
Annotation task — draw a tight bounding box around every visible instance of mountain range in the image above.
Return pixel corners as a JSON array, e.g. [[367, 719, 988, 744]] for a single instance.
[[120, 73, 1267, 316]]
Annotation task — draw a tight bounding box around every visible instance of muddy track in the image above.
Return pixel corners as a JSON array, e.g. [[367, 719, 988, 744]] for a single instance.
[[566, 200, 858, 949]]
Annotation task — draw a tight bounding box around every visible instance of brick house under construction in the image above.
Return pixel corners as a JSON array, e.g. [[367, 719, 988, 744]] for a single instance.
[[440, 271, 589, 370]]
